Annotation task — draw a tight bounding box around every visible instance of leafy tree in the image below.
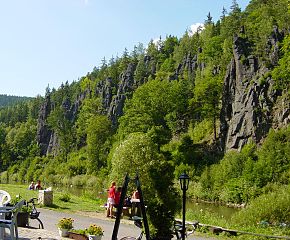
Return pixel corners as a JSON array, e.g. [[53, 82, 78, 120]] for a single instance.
[[118, 79, 191, 142], [193, 66, 223, 141], [5, 120, 38, 162], [47, 106, 75, 159], [244, 0, 289, 57], [254, 127, 290, 186], [107, 56, 120, 84], [205, 12, 213, 25], [110, 132, 180, 238], [76, 97, 102, 146], [272, 34, 290, 90], [161, 35, 178, 59], [118, 48, 131, 73], [0, 124, 8, 171], [86, 115, 112, 171], [134, 54, 148, 87], [220, 0, 243, 40]]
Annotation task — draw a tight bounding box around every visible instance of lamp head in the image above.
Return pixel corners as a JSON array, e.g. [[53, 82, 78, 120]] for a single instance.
[[179, 172, 190, 191]]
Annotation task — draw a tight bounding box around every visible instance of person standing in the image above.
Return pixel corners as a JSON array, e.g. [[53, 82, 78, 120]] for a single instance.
[[114, 187, 122, 208], [107, 181, 116, 218]]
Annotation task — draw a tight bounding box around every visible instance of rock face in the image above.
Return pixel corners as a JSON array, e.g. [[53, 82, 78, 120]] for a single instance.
[[107, 63, 136, 125], [37, 26, 289, 156], [36, 90, 88, 156], [36, 95, 52, 156], [219, 28, 287, 152], [37, 64, 137, 155]]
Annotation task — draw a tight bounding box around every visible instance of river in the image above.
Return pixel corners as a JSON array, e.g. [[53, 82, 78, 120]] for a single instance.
[[56, 185, 240, 221]]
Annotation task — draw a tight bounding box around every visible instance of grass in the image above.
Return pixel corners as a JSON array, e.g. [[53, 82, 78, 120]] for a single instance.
[[4, 184, 289, 239], [0, 183, 104, 213], [185, 208, 290, 240]]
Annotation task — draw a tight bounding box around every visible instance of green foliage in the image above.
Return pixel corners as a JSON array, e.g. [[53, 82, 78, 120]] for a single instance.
[[110, 132, 180, 237], [58, 193, 71, 202], [193, 66, 223, 141], [254, 127, 290, 186], [194, 127, 290, 204], [47, 106, 75, 159], [244, 0, 290, 57], [0, 94, 33, 108], [118, 79, 191, 141], [272, 34, 290, 90], [86, 115, 112, 171], [1, 1, 290, 235], [57, 217, 74, 229], [232, 185, 290, 226], [189, 119, 213, 143]]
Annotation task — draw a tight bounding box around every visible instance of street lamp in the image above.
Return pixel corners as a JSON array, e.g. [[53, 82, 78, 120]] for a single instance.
[[179, 172, 190, 240]]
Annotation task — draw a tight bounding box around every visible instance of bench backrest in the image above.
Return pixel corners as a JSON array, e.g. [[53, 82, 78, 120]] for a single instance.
[[11, 200, 25, 224], [0, 190, 11, 206]]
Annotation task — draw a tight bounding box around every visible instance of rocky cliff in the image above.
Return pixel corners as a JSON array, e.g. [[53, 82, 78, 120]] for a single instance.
[[219, 27, 289, 152], [36, 27, 290, 155]]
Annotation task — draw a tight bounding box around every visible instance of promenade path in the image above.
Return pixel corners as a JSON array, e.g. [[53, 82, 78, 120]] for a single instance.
[[3, 208, 216, 240]]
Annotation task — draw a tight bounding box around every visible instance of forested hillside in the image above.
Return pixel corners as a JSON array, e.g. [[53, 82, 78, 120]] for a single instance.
[[0, 94, 32, 108], [0, 0, 290, 237]]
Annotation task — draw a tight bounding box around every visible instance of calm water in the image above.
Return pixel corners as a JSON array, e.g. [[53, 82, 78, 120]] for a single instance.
[[56, 186, 239, 220], [186, 200, 239, 220]]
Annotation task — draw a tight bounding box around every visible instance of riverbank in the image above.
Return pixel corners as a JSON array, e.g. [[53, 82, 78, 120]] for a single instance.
[[0, 183, 104, 213], [2, 183, 289, 240]]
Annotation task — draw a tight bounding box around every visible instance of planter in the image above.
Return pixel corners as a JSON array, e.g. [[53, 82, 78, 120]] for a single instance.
[[17, 212, 29, 227], [58, 228, 70, 237], [68, 232, 89, 240], [88, 235, 102, 240]]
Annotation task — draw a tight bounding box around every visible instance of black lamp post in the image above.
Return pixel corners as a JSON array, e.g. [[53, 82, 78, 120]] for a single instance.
[[179, 172, 190, 240]]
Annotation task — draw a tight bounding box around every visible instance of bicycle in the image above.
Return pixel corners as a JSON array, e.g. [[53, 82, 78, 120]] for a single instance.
[[120, 216, 144, 240], [26, 198, 44, 229], [173, 219, 199, 239]]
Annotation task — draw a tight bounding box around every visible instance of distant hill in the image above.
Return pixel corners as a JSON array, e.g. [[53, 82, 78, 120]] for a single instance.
[[0, 94, 33, 108]]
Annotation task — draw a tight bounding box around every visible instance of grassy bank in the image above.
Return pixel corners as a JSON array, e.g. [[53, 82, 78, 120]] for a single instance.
[[186, 208, 290, 240], [2, 184, 289, 239], [0, 183, 104, 213]]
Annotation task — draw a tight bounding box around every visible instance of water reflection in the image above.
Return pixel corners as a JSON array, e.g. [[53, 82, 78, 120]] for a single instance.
[[186, 201, 240, 220], [57, 186, 239, 220]]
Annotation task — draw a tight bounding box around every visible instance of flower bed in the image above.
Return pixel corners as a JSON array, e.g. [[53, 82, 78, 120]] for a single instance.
[[68, 231, 89, 240]]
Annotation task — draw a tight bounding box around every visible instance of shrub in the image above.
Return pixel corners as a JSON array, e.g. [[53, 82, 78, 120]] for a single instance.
[[232, 185, 290, 226], [58, 193, 71, 202], [71, 175, 87, 187], [189, 119, 213, 143]]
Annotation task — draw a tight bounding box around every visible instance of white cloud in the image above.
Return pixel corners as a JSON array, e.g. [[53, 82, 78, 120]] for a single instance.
[[189, 23, 204, 36], [153, 38, 160, 46]]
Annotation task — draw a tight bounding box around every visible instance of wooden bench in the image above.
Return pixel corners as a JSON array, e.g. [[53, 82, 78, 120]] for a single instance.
[[101, 205, 132, 217]]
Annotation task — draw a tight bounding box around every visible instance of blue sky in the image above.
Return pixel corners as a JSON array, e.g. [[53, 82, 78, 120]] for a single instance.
[[0, 0, 250, 97]]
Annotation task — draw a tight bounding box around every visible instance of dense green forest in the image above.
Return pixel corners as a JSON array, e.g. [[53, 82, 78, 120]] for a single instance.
[[0, 94, 33, 108], [1, 0, 290, 238]]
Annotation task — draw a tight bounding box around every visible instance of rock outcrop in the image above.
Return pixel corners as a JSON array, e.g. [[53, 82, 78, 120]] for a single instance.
[[36, 90, 88, 155], [37, 26, 289, 156], [219, 27, 287, 152], [107, 63, 136, 125], [36, 95, 52, 156]]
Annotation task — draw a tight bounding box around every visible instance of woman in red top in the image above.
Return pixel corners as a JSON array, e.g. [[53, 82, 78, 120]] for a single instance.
[[114, 187, 122, 208], [107, 181, 116, 218]]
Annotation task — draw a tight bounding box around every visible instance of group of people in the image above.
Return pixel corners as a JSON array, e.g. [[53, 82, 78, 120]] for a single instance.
[[106, 181, 140, 218], [28, 180, 42, 190]]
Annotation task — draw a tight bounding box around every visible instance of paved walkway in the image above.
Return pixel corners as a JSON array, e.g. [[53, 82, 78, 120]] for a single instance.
[[2, 209, 216, 240]]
